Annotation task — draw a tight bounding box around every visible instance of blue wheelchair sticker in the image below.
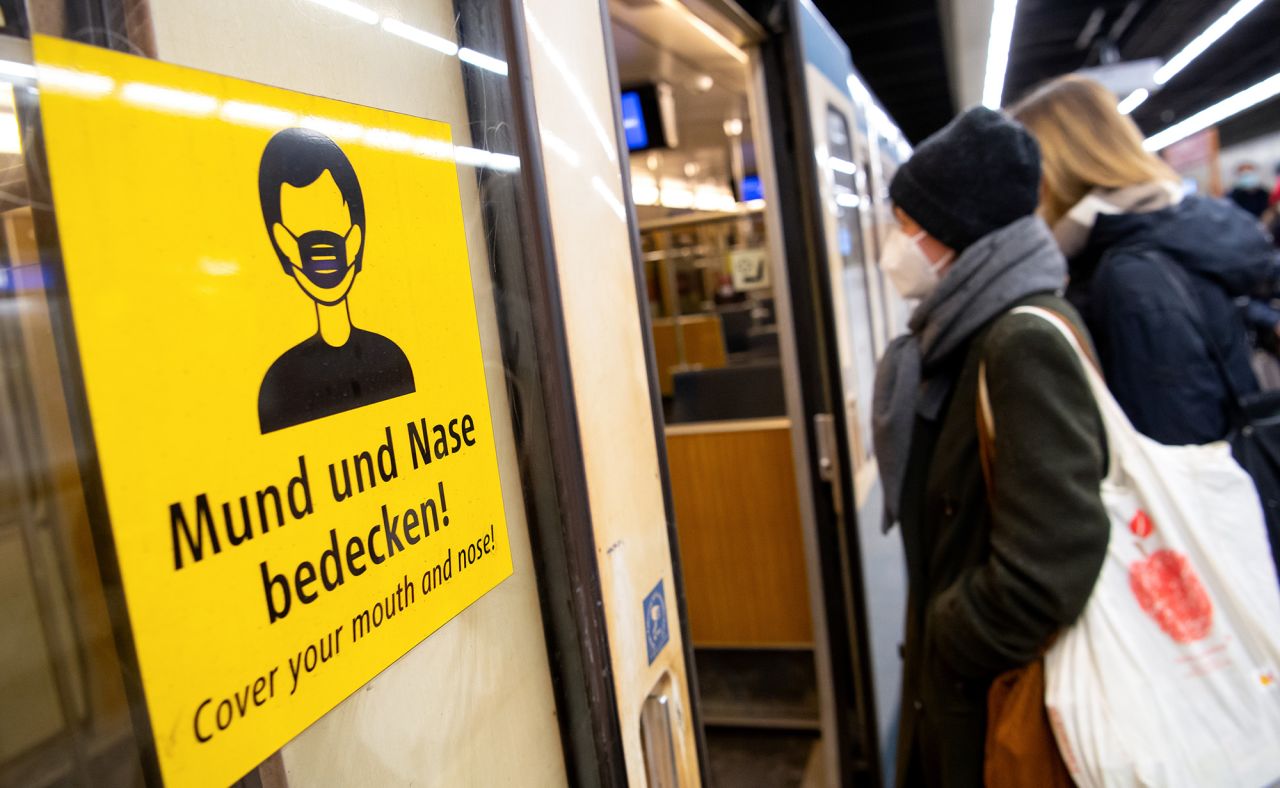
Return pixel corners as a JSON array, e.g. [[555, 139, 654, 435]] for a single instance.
[[644, 579, 669, 664]]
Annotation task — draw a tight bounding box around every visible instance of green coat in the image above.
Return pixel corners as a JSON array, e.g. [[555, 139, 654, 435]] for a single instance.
[[894, 293, 1110, 788]]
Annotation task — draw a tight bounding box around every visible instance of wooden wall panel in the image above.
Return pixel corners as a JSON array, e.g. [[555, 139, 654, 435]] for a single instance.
[[665, 421, 813, 646], [651, 315, 727, 396]]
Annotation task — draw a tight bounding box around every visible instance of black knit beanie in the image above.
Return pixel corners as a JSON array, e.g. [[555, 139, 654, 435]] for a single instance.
[[889, 107, 1041, 252]]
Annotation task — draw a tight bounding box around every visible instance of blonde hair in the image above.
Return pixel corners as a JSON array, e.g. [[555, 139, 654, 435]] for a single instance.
[[1009, 75, 1178, 225]]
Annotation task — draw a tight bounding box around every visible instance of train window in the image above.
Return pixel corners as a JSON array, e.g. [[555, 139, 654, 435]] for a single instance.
[[2, 0, 572, 785], [826, 103, 878, 464]]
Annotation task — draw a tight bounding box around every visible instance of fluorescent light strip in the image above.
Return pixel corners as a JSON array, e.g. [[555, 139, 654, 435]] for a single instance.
[[304, 0, 379, 25], [982, 0, 1019, 109], [654, 0, 748, 64], [37, 65, 114, 95], [1154, 0, 1264, 85], [459, 48, 509, 76], [454, 146, 520, 173], [591, 175, 627, 221], [524, 10, 617, 164], [0, 59, 35, 80], [121, 82, 217, 115], [0, 116, 20, 154], [300, 115, 364, 141], [1145, 71, 1280, 151], [381, 18, 459, 55], [541, 128, 582, 168], [221, 101, 298, 128], [1117, 88, 1149, 115]]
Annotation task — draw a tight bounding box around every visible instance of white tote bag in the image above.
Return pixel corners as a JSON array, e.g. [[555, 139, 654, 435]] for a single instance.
[[999, 307, 1280, 787]]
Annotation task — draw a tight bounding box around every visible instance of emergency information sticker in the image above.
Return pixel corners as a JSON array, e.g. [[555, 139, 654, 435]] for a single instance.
[[34, 35, 512, 787]]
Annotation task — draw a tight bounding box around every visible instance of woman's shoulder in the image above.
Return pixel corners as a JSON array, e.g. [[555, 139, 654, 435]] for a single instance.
[[983, 295, 1092, 369]]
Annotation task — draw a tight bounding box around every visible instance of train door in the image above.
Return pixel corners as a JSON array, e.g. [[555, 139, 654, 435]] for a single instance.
[[0, 0, 699, 786], [599, 1, 830, 784], [752, 0, 923, 785], [598, 0, 914, 784]]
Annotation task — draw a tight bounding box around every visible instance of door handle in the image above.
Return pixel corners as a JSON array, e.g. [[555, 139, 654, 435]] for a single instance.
[[813, 413, 844, 516]]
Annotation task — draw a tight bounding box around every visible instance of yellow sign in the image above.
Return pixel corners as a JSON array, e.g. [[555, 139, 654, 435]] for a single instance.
[[34, 36, 513, 786]]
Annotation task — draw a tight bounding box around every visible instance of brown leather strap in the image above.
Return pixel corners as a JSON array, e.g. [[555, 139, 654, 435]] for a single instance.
[[975, 306, 1096, 501]]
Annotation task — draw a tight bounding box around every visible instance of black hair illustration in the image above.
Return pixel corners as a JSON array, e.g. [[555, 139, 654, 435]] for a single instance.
[[256, 128, 415, 434], [259, 128, 366, 275]]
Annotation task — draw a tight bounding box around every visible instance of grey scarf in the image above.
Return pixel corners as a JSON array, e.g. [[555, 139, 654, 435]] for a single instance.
[[1053, 181, 1183, 259], [872, 215, 1067, 528]]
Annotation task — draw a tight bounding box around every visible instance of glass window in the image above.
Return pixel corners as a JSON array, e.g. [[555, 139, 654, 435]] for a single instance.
[[826, 104, 878, 463]]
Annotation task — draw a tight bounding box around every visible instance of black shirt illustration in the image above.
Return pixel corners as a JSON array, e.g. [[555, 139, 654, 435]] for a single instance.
[[259, 328, 413, 433], [256, 127, 414, 434]]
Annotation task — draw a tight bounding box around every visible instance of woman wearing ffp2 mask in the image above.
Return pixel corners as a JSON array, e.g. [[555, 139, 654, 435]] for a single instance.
[[880, 212, 955, 300], [872, 107, 1110, 787]]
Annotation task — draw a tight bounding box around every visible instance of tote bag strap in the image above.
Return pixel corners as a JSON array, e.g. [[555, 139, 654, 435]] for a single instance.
[[979, 306, 1127, 486]]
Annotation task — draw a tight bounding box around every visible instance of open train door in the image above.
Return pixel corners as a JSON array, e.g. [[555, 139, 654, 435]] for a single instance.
[[745, 0, 916, 784]]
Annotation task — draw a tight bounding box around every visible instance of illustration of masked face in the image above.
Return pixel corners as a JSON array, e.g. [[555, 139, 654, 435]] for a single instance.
[[280, 224, 355, 289], [271, 170, 364, 305]]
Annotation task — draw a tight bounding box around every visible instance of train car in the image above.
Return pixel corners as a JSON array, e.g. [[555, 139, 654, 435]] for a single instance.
[[0, 0, 915, 785]]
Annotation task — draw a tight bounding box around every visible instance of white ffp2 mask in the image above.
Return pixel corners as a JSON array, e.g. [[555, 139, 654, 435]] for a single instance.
[[881, 228, 952, 300]]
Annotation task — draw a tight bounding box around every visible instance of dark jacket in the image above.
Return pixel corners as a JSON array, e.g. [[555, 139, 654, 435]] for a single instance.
[[1229, 185, 1270, 219], [895, 292, 1110, 788], [1066, 196, 1274, 445]]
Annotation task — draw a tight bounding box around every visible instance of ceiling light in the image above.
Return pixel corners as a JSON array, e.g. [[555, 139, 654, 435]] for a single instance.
[[683, 162, 700, 177], [1117, 88, 1149, 115], [1145, 71, 1280, 151], [304, 0, 379, 25], [982, 0, 1019, 108], [723, 118, 743, 137], [693, 74, 714, 92], [1153, 0, 1264, 86], [380, 18, 458, 56], [653, 0, 748, 65]]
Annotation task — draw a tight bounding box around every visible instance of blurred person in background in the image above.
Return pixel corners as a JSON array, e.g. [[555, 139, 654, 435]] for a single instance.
[[1264, 163, 1280, 249], [873, 106, 1109, 787], [1011, 75, 1278, 445], [1229, 161, 1270, 218]]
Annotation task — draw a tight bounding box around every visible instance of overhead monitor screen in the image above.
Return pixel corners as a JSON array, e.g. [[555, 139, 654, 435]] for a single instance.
[[741, 173, 763, 202], [620, 83, 677, 151], [621, 90, 649, 151]]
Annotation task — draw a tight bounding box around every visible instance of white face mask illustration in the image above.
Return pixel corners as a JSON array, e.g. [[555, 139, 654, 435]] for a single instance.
[[881, 228, 953, 300]]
